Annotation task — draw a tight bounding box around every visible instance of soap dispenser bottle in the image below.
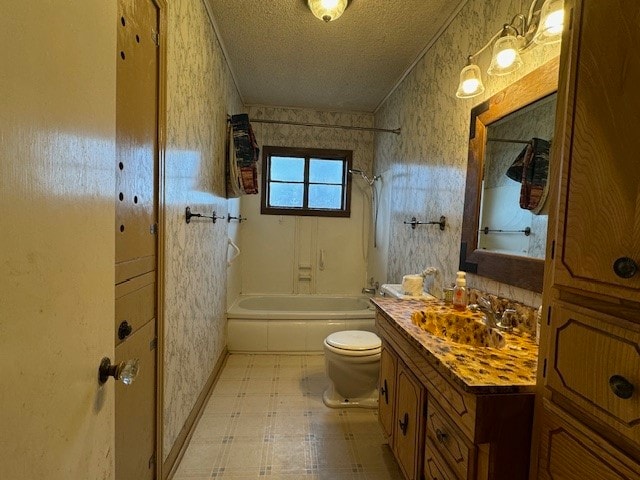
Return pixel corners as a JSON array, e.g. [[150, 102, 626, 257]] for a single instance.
[[452, 271, 468, 311]]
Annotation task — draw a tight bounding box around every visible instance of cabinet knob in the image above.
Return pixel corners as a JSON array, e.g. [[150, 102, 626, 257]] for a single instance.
[[609, 375, 634, 399], [399, 412, 409, 436], [613, 257, 638, 279], [380, 379, 389, 404], [118, 320, 133, 340], [98, 357, 139, 385], [435, 428, 449, 443]]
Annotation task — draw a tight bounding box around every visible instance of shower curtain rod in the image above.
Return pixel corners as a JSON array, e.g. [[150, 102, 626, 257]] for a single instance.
[[487, 137, 531, 145], [227, 116, 401, 135]]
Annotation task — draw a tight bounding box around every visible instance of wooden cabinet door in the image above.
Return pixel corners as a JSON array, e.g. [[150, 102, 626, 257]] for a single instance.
[[538, 401, 640, 479], [393, 363, 426, 480], [553, 0, 640, 301], [546, 304, 640, 447], [379, 345, 398, 440]]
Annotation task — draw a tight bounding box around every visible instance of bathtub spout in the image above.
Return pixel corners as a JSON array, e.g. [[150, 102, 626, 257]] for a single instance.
[[362, 287, 376, 295]]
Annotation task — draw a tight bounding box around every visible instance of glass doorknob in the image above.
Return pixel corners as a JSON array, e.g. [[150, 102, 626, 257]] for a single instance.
[[98, 357, 139, 385]]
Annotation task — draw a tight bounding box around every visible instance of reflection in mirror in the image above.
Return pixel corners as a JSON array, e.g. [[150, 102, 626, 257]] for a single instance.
[[478, 93, 557, 258], [459, 57, 559, 293]]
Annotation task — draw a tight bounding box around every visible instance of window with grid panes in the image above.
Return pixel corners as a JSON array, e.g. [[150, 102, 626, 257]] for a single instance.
[[261, 146, 352, 217]]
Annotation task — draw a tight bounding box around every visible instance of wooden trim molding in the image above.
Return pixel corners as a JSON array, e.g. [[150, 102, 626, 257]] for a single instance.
[[155, 0, 168, 477], [459, 56, 560, 293], [162, 348, 229, 479]]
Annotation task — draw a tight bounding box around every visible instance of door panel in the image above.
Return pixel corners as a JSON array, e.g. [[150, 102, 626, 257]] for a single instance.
[[0, 2, 116, 478], [555, 0, 640, 300], [116, 0, 159, 281], [115, 0, 159, 479], [379, 345, 397, 440], [115, 320, 157, 478]]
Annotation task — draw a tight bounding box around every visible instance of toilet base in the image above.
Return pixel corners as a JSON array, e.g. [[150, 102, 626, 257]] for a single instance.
[[322, 384, 378, 409]]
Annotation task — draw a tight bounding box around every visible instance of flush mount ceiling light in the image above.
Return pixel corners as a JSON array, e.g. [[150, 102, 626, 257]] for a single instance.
[[308, 0, 348, 22], [456, 0, 564, 99]]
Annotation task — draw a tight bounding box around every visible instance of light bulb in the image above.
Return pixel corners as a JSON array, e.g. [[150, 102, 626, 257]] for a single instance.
[[496, 48, 517, 68], [544, 9, 564, 34], [462, 79, 480, 95], [308, 0, 348, 22]]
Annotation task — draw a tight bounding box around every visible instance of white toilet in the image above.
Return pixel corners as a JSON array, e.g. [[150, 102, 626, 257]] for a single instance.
[[322, 330, 382, 409]]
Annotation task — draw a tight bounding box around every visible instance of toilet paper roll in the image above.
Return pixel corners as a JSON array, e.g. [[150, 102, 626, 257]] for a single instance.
[[402, 275, 424, 296]]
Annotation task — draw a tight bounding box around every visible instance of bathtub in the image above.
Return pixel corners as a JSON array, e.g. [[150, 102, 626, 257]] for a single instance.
[[227, 294, 376, 353]]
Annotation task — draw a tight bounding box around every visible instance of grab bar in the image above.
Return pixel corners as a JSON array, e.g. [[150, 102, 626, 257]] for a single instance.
[[227, 238, 240, 266]]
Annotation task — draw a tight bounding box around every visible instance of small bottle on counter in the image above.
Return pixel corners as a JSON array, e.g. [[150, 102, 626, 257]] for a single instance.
[[452, 271, 468, 311]]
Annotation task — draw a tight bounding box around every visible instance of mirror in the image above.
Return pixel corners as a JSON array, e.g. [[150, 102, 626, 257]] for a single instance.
[[459, 57, 559, 292]]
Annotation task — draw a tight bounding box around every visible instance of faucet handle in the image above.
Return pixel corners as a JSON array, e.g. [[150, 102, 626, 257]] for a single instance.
[[496, 308, 518, 331], [477, 297, 493, 311]]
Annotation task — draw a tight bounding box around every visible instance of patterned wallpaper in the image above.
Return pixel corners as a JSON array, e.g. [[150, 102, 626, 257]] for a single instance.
[[372, 0, 561, 307], [163, 0, 243, 460]]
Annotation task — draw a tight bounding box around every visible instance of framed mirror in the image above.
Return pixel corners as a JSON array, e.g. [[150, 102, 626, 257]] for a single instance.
[[459, 57, 559, 292]]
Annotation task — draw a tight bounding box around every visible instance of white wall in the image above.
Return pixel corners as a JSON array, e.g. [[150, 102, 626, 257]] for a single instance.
[[235, 107, 376, 297]]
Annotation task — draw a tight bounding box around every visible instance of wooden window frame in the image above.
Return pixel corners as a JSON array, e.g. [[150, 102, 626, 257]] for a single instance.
[[261, 146, 353, 217]]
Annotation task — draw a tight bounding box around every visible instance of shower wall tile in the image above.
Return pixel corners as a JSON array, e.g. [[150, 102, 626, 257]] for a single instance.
[[163, 0, 243, 460], [372, 0, 560, 307]]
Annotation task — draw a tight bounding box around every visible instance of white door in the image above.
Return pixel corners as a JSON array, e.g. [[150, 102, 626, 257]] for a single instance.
[[0, 2, 117, 479]]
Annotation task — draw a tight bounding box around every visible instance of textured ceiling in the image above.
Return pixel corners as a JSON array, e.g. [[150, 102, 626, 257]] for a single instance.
[[207, 0, 466, 112]]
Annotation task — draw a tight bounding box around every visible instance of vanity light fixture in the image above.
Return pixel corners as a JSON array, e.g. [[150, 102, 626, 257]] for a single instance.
[[308, 0, 348, 22], [456, 0, 564, 99], [456, 57, 485, 98], [487, 26, 524, 76], [533, 0, 565, 44]]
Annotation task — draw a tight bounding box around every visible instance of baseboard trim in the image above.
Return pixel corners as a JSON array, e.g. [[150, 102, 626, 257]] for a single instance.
[[162, 347, 229, 479]]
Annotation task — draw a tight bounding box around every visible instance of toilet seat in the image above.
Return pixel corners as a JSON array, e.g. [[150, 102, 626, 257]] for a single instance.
[[324, 330, 381, 357]]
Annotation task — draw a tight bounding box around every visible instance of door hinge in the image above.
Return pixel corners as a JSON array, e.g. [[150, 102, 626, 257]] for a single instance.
[[150, 223, 158, 235], [152, 30, 159, 47], [550, 240, 555, 260], [542, 358, 547, 378], [150, 337, 157, 351], [148, 452, 156, 470]]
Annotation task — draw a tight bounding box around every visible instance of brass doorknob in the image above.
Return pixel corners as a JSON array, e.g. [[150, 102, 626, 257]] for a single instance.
[[98, 357, 139, 385]]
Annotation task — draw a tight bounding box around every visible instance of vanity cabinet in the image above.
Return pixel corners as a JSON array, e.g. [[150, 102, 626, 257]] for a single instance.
[[379, 341, 425, 480], [375, 312, 534, 480], [534, 0, 640, 476]]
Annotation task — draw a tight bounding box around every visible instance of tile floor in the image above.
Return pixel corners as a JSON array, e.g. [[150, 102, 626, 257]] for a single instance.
[[172, 354, 404, 479]]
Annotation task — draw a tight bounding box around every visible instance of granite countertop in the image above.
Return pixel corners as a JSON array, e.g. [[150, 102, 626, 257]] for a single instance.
[[371, 296, 539, 394]]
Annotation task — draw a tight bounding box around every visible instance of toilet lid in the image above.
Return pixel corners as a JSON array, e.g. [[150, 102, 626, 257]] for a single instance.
[[325, 330, 381, 351]]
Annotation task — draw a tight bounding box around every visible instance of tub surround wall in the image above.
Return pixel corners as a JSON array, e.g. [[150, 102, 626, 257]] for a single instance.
[[372, 0, 560, 307], [238, 107, 375, 296], [163, 0, 243, 461]]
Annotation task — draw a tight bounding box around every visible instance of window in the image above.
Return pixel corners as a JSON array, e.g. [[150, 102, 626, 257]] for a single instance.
[[261, 146, 352, 217]]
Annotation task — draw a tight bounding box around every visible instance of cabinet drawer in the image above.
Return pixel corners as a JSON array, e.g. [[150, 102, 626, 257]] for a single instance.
[[538, 400, 640, 479], [547, 305, 640, 446], [427, 400, 474, 479], [424, 437, 459, 480]]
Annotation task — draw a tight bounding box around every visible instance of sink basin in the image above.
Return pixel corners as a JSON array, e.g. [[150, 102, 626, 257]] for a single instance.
[[380, 283, 436, 300], [411, 306, 505, 348]]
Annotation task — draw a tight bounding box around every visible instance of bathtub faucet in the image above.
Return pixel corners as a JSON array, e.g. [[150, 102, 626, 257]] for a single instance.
[[362, 287, 376, 295]]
